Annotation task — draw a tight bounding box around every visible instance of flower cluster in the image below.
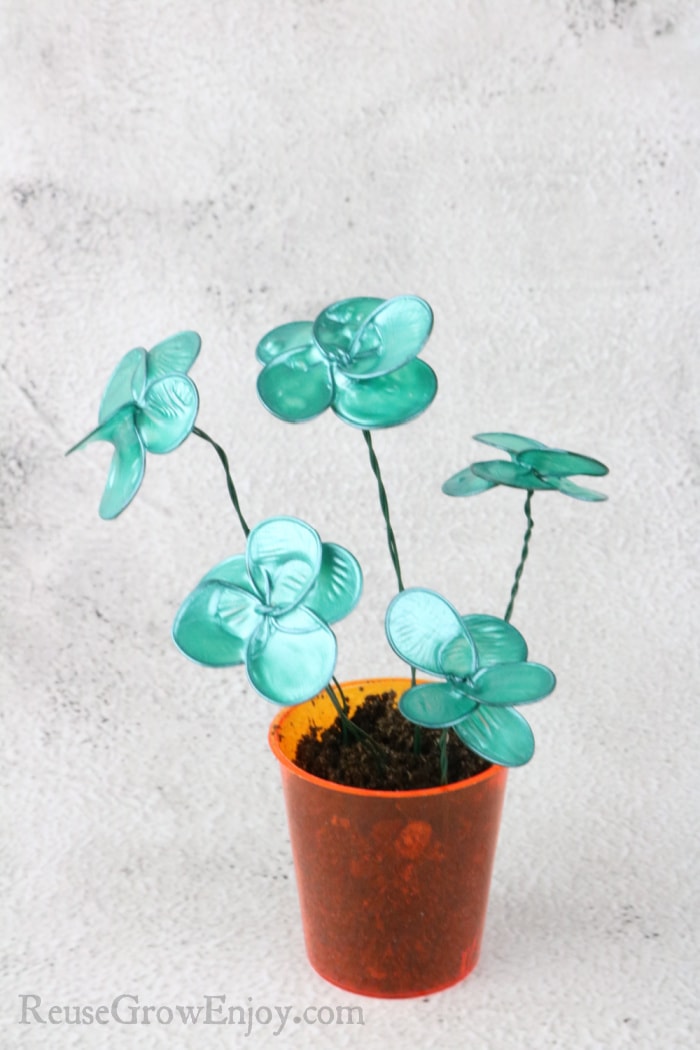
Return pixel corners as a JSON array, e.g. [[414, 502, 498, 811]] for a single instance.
[[69, 300, 608, 769]]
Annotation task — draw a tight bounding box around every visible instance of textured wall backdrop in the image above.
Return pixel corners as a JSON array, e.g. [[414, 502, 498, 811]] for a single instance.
[[2, 1, 699, 1047]]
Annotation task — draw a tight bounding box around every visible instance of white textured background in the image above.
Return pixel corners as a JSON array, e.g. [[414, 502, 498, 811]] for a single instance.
[[2, 1, 699, 1047]]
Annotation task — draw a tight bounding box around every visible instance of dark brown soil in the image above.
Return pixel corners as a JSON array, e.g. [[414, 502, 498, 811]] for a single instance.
[[294, 691, 491, 791]]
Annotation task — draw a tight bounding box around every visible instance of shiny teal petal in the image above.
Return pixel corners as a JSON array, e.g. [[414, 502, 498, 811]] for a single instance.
[[172, 580, 259, 667], [257, 345, 334, 422], [462, 614, 528, 667], [398, 682, 477, 728], [518, 447, 609, 478], [246, 517, 322, 609], [98, 348, 147, 423], [147, 331, 201, 379], [442, 466, 497, 497], [553, 477, 608, 502], [304, 542, 363, 624], [246, 609, 337, 704], [473, 432, 546, 456], [195, 554, 256, 592], [135, 374, 199, 453], [454, 706, 535, 767], [344, 295, 434, 378], [471, 661, 556, 706], [67, 406, 145, 519], [385, 588, 474, 676], [313, 297, 384, 363], [255, 321, 315, 365], [332, 358, 438, 429], [472, 459, 552, 490]]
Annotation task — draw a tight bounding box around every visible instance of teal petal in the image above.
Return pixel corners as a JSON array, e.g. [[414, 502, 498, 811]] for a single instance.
[[442, 466, 497, 497], [471, 661, 556, 706], [332, 358, 438, 429], [344, 295, 434, 378], [247, 517, 322, 609], [246, 609, 337, 704], [255, 321, 315, 365], [385, 588, 474, 676], [472, 459, 552, 490], [462, 614, 528, 667], [172, 580, 259, 667], [454, 706, 535, 767], [474, 433, 546, 456], [313, 297, 384, 363], [398, 682, 477, 728], [518, 448, 609, 478], [553, 477, 608, 502], [67, 406, 145, 519], [304, 542, 363, 624], [147, 331, 201, 379], [98, 348, 147, 424], [257, 345, 334, 422], [196, 554, 256, 592], [135, 374, 199, 453]]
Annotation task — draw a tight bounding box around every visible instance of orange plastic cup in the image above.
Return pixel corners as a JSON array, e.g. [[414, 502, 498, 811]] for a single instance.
[[269, 678, 508, 998]]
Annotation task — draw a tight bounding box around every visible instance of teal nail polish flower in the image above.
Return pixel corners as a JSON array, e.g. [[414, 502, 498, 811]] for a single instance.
[[385, 588, 556, 766], [442, 432, 609, 502], [256, 295, 437, 429], [67, 332, 201, 519], [172, 516, 363, 705]]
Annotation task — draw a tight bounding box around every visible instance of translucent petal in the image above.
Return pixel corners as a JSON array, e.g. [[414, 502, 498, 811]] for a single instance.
[[472, 459, 552, 490], [442, 466, 497, 497], [313, 297, 384, 361], [135, 374, 199, 453], [385, 588, 474, 676], [247, 517, 322, 609], [172, 580, 259, 667], [398, 682, 477, 728], [553, 477, 608, 502], [147, 331, 201, 378], [332, 359, 438, 429], [473, 432, 546, 456], [98, 348, 147, 423], [518, 448, 609, 478], [246, 609, 337, 704], [256, 345, 334, 422], [68, 406, 145, 519], [462, 614, 528, 667], [255, 321, 315, 365], [196, 554, 255, 592], [304, 543, 363, 624], [471, 661, 556, 706], [454, 706, 535, 767], [343, 295, 434, 378]]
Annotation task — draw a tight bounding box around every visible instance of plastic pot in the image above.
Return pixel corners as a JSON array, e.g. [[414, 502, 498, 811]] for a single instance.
[[268, 677, 508, 998]]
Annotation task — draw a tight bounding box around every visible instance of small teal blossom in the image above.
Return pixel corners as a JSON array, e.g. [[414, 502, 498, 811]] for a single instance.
[[67, 332, 201, 519], [442, 432, 609, 502], [385, 588, 556, 766], [172, 516, 363, 705], [256, 295, 437, 429]]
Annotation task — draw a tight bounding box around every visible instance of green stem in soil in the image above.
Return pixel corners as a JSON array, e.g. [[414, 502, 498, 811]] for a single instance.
[[504, 490, 534, 624], [439, 729, 449, 786], [192, 426, 250, 539], [362, 429, 405, 593], [326, 682, 386, 772]]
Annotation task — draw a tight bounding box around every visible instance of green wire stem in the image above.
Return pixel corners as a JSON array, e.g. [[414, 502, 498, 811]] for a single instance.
[[193, 426, 250, 539], [362, 429, 405, 593], [504, 489, 534, 624], [326, 681, 385, 771], [439, 729, 449, 786]]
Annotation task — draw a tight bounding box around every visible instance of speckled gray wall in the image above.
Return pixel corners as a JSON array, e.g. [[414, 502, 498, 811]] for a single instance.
[[2, 1, 699, 1047]]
